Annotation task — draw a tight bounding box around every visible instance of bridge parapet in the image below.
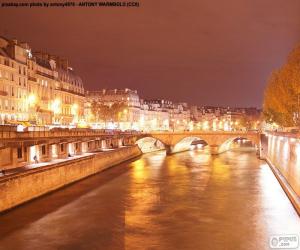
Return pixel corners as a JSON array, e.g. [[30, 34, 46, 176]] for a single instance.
[[0, 127, 139, 141]]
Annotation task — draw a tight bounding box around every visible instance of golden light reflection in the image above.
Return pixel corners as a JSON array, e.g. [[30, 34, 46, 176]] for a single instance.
[[211, 158, 230, 182], [131, 158, 148, 181], [125, 156, 162, 248]]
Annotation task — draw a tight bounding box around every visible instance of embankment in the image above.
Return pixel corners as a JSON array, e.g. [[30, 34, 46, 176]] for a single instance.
[[0, 146, 142, 213]]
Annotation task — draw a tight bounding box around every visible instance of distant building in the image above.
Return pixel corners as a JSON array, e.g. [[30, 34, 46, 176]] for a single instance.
[[190, 105, 261, 131], [85, 88, 141, 129], [85, 92, 192, 131]]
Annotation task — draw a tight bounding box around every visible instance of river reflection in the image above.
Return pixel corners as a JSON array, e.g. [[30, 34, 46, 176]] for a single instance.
[[0, 148, 299, 250]]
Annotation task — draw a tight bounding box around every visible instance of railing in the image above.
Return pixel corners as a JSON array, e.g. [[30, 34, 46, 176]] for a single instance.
[[28, 76, 37, 82], [0, 90, 8, 96], [144, 130, 260, 135], [36, 70, 56, 80], [41, 96, 49, 101], [264, 130, 300, 139], [0, 126, 139, 140], [55, 87, 85, 97]]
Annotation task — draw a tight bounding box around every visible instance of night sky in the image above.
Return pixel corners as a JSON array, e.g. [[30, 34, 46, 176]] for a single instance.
[[0, 0, 299, 107]]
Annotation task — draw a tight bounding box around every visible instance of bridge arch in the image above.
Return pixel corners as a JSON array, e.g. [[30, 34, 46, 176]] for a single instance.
[[136, 132, 260, 155], [135, 136, 166, 153], [172, 136, 209, 153], [218, 136, 258, 153]]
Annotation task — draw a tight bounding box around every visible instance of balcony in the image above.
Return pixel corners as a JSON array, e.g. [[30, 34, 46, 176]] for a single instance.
[[28, 76, 37, 82], [36, 70, 56, 80], [55, 87, 85, 97], [41, 96, 49, 101], [0, 90, 8, 96]]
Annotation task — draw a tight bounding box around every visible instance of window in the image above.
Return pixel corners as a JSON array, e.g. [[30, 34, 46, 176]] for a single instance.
[[60, 144, 64, 152], [17, 147, 22, 159], [42, 145, 46, 155]]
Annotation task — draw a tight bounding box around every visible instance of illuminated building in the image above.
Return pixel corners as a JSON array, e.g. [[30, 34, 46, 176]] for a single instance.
[[86, 88, 141, 129], [0, 37, 29, 123], [0, 36, 85, 125]]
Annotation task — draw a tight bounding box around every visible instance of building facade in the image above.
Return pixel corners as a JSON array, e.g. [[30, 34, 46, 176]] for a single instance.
[[85, 88, 141, 129], [0, 36, 85, 125]]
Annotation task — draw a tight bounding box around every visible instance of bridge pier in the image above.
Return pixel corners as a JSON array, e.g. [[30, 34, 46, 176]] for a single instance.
[[208, 145, 220, 155], [165, 145, 174, 155]]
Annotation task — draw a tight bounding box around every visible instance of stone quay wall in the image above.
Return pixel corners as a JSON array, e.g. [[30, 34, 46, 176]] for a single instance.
[[261, 132, 300, 214], [0, 146, 142, 213]]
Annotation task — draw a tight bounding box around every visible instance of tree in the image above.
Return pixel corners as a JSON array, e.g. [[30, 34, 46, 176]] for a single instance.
[[91, 101, 128, 126], [263, 44, 300, 127]]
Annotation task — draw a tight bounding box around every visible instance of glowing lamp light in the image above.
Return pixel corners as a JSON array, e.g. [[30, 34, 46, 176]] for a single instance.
[[218, 121, 223, 129], [139, 115, 145, 126], [212, 120, 217, 131], [163, 119, 169, 127], [78, 119, 88, 128], [71, 103, 79, 115], [224, 121, 229, 131], [28, 94, 36, 107], [203, 120, 209, 130], [51, 99, 61, 114], [189, 121, 194, 131]]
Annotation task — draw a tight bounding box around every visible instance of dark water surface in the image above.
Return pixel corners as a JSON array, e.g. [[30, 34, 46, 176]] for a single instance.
[[0, 148, 299, 250]]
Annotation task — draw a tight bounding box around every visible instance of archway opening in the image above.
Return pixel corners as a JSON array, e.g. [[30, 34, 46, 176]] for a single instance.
[[173, 136, 209, 153], [219, 137, 257, 154], [190, 139, 208, 150], [135, 137, 165, 153]]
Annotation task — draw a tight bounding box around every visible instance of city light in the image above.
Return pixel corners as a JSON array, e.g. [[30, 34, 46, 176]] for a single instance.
[[203, 120, 209, 130], [188, 121, 194, 131], [51, 99, 61, 114], [212, 120, 217, 131], [71, 103, 78, 115], [27, 94, 36, 107]]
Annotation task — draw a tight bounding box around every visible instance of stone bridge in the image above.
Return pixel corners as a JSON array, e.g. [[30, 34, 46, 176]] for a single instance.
[[136, 131, 261, 154]]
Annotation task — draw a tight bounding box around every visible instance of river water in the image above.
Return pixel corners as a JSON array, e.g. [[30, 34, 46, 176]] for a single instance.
[[0, 148, 299, 250]]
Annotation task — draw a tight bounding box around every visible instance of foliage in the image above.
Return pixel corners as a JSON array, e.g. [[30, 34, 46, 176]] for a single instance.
[[91, 102, 128, 123], [263, 44, 300, 127]]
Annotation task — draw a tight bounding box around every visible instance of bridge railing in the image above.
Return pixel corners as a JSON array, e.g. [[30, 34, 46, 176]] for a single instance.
[[0, 126, 140, 140], [264, 130, 300, 139], [141, 130, 260, 135]]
